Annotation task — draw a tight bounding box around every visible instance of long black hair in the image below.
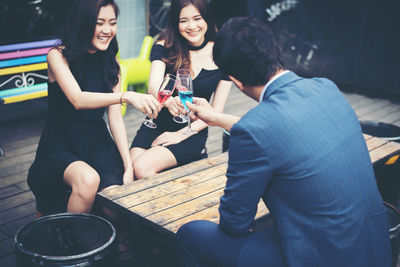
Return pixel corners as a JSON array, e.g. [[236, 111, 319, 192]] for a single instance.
[[60, 0, 120, 91], [161, 0, 217, 73]]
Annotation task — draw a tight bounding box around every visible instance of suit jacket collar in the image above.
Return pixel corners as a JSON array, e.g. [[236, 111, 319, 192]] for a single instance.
[[262, 71, 302, 101]]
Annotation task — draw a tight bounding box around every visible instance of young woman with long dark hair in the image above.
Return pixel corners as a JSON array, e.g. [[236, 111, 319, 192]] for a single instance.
[[27, 0, 160, 216], [130, 0, 232, 179]]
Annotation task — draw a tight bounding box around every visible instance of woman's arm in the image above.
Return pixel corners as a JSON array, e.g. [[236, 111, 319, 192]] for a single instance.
[[147, 60, 166, 98], [151, 80, 232, 147], [107, 77, 133, 184], [47, 49, 160, 117]]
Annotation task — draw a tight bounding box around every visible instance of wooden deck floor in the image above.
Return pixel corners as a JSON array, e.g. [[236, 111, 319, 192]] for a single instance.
[[0, 86, 399, 266]]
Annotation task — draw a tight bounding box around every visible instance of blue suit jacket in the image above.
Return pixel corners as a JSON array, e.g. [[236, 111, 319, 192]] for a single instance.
[[219, 72, 391, 266]]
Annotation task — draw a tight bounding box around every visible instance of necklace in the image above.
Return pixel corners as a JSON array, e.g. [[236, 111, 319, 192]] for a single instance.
[[187, 37, 208, 51]]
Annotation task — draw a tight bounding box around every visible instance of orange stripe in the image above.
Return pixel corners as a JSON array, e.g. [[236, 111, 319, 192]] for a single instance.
[[385, 155, 399, 165]]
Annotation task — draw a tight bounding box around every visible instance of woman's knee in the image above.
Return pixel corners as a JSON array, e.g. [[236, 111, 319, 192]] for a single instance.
[[72, 169, 100, 197], [133, 156, 156, 180], [133, 148, 177, 179]]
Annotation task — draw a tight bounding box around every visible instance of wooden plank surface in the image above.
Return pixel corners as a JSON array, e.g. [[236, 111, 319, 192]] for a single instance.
[[369, 142, 400, 164], [164, 201, 269, 233], [146, 189, 224, 227], [366, 135, 388, 150], [100, 153, 228, 200], [116, 164, 228, 209], [130, 174, 227, 218]]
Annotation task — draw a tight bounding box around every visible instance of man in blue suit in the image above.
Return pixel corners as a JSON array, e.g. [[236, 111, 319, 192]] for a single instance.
[[177, 17, 391, 266]]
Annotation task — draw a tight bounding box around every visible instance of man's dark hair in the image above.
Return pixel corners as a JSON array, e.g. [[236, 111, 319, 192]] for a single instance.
[[213, 17, 283, 87]]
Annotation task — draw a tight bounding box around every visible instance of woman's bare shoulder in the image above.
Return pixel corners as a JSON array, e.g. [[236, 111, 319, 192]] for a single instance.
[[47, 46, 65, 60], [47, 46, 69, 73], [155, 40, 165, 46]]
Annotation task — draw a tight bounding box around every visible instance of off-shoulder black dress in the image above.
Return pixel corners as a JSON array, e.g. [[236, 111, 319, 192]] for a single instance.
[[130, 44, 230, 165], [27, 51, 124, 215]]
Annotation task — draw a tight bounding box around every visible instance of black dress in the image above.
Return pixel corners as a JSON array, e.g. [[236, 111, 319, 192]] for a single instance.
[[27, 51, 123, 215], [131, 44, 230, 165]]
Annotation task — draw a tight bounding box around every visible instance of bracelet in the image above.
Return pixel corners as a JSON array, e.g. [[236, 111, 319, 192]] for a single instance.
[[120, 92, 127, 106]]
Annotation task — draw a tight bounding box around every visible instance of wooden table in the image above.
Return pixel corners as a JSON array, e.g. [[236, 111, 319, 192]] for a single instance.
[[97, 134, 400, 237]]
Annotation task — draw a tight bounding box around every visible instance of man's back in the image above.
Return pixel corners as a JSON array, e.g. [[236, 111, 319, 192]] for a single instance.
[[222, 71, 391, 266]]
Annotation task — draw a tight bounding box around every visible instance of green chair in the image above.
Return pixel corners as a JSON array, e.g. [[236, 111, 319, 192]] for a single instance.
[[118, 36, 154, 115]]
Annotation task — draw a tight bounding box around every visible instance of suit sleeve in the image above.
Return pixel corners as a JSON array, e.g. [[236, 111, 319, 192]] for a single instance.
[[219, 122, 274, 236]]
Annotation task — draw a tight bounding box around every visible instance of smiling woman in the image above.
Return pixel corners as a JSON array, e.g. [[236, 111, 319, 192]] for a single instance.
[[178, 4, 208, 47], [90, 5, 118, 53], [129, 0, 232, 180], [27, 0, 161, 216]]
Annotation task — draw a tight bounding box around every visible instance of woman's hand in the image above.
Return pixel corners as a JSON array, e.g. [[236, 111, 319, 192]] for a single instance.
[[122, 165, 134, 184], [163, 96, 186, 117], [124, 91, 161, 118], [151, 131, 189, 147]]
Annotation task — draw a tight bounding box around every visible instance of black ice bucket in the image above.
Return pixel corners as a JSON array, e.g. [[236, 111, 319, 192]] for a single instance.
[[14, 213, 116, 266], [360, 121, 400, 143]]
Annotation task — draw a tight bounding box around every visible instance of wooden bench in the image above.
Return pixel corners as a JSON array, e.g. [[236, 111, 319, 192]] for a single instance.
[[0, 39, 59, 105], [97, 134, 400, 238]]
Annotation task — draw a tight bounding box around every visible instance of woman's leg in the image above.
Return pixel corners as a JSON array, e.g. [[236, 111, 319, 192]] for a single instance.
[[130, 147, 147, 162], [132, 146, 178, 180], [130, 147, 147, 180], [63, 161, 100, 213]]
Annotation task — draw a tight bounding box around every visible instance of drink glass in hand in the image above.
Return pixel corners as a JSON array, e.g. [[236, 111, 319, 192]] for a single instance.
[[143, 74, 176, 129], [173, 69, 190, 124], [177, 71, 197, 135]]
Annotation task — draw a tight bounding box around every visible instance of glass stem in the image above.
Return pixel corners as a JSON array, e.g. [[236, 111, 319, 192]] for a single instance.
[[187, 111, 192, 131]]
